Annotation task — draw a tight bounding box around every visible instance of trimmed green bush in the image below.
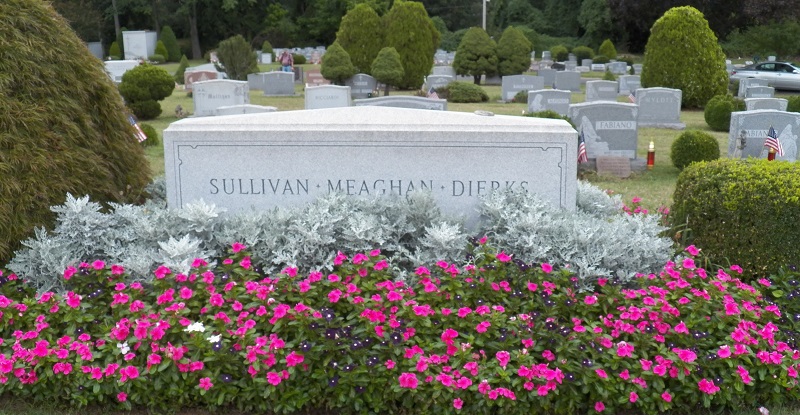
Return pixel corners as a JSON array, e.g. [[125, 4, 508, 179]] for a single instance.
[[383, 1, 439, 89], [602, 69, 616, 81], [118, 64, 175, 120], [496, 26, 533, 76], [512, 89, 528, 103], [593, 54, 609, 64], [704, 94, 744, 132], [147, 54, 165, 64], [215, 35, 258, 81], [444, 81, 489, 103], [108, 41, 121, 59], [524, 109, 574, 126], [174, 55, 189, 84], [155, 40, 168, 59], [787, 96, 800, 113], [336, 3, 384, 74], [321, 41, 357, 85], [598, 39, 617, 59], [371, 47, 404, 96], [139, 123, 160, 147], [572, 45, 594, 61], [670, 159, 800, 276], [670, 130, 720, 170], [292, 53, 306, 65], [159, 26, 181, 62], [261, 40, 274, 61], [0, 0, 151, 262], [452, 27, 498, 85], [550, 44, 569, 62], [641, 7, 728, 108]]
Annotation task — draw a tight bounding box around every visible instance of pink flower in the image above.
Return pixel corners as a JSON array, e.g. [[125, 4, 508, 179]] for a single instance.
[[476, 321, 491, 333], [352, 253, 369, 264], [737, 365, 753, 384], [674, 321, 689, 334], [542, 350, 555, 361], [685, 245, 700, 256], [616, 342, 634, 358], [373, 260, 389, 271], [629, 392, 638, 403], [328, 289, 343, 303], [595, 368, 608, 379], [63, 267, 77, 280], [584, 295, 597, 305], [385, 360, 395, 369], [199, 377, 213, 390], [496, 351, 510, 369], [496, 252, 512, 262], [266, 371, 282, 385], [398, 372, 419, 389], [541, 263, 553, 273], [595, 402, 605, 412], [682, 258, 696, 269], [231, 242, 246, 253], [717, 345, 732, 358], [154, 265, 171, 279], [91, 260, 105, 270], [453, 398, 463, 410], [661, 391, 672, 402], [286, 351, 304, 367], [117, 392, 127, 402], [698, 378, 720, 394]]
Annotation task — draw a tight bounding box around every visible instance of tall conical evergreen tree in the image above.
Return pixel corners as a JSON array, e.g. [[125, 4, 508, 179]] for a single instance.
[[453, 27, 498, 84], [321, 41, 357, 85], [496, 26, 532, 76], [383, 1, 440, 89], [336, 3, 384, 75], [371, 47, 404, 95], [0, 0, 151, 262], [159, 26, 181, 62]]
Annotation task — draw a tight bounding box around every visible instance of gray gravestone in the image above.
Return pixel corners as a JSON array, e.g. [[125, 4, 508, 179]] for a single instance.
[[263, 72, 296, 96], [728, 110, 800, 162], [633, 64, 643, 74], [104, 60, 140, 83], [354, 96, 447, 111], [215, 105, 277, 116], [554, 71, 581, 92], [738, 78, 769, 98], [501, 75, 545, 102], [432, 66, 456, 78], [538, 68, 556, 88], [607, 61, 627, 75], [305, 85, 352, 109], [568, 102, 640, 165], [564, 61, 577, 71], [582, 59, 593, 68], [585, 80, 618, 102], [345, 74, 379, 99], [192, 80, 250, 117], [591, 63, 606, 72], [87, 42, 103, 59], [541, 51, 552, 61], [745, 86, 775, 98], [528, 89, 571, 116], [745, 98, 788, 111], [425, 75, 455, 91], [618, 75, 641, 95], [184, 67, 224, 92], [163, 107, 578, 227], [247, 72, 269, 91], [568, 53, 577, 62], [636, 87, 685, 129]]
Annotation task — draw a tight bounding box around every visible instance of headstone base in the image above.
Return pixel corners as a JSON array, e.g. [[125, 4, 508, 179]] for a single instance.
[[638, 122, 686, 130]]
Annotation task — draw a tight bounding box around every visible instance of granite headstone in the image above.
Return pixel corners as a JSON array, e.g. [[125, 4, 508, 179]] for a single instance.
[[635, 87, 685, 129], [728, 110, 800, 162], [192, 80, 250, 117], [738, 78, 769, 98], [305, 85, 352, 109], [745, 98, 788, 111], [554, 71, 581, 92], [618, 75, 641, 96], [345, 74, 379, 99], [745, 86, 775, 98], [585, 80, 618, 102], [501, 75, 545, 102], [568, 102, 640, 164], [263, 72, 296, 96], [538, 68, 556, 88], [528, 89, 571, 116]]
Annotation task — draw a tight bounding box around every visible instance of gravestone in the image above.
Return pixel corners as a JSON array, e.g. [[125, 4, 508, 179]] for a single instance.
[[353, 96, 447, 111], [122, 30, 157, 60], [501, 75, 545, 102], [633, 64, 643, 74], [538, 68, 556, 88], [607, 61, 627, 75], [104, 60, 140, 83], [263, 72, 296, 96], [447, 52, 456, 64], [568, 102, 642, 169], [738, 78, 769, 98], [247, 72, 269, 91], [425, 75, 455, 91], [541, 51, 552, 61], [618, 75, 641, 96], [163, 106, 578, 227], [432, 66, 456, 78], [305, 69, 330, 86], [310, 50, 322, 64], [192, 80, 250, 117], [728, 110, 800, 162], [554, 71, 581, 92], [635, 87, 685, 129], [745, 86, 775, 98], [745, 98, 788, 111], [293, 67, 304, 84], [345, 73, 379, 99], [215, 105, 277, 116], [585, 80, 618, 102], [185, 70, 222, 92], [484, 75, 502, 85], [568, 53, 577, 62], [87, 42, 103, 59], [528, 89, 571, 116], [591, 63, 606, 72], [434, 51, 447, 64], [259, 51, 273, 64], [305, 85, 352, 109], [582, 59, 593, 68], [596, 156, 632, 178], [564, 61, 577, 71]]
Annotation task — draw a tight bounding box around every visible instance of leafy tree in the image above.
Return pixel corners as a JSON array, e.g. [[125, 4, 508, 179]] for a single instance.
[[174, 55, 189, 84], [215, 35, 258, 81], [383, 1, 440, 90], [578, 0, 616, 47], [371, 47, 404, 95], [321, 41, 357, 85], [118, 64, 175, 119], [109, 41, 121, 59], [496, 26, 532, 76], [347, 0, 391, 14], [440, 28, 468, 52], [0, 0, 151, 262], [336, 4, 384, 75], [598, 39, 617, 60], [159, 25, 181, 62], [431, 16, 448, 35], [642, 6, 728, 108], [543, 0, 582, 36], [452, 27, 498, 85]]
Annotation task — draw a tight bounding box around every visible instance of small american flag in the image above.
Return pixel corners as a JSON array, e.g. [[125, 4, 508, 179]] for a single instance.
[[628, 91, 636, 103], [578, 129, 588, 163], [128, 114, 147, 143], [427, 85, 439, 100], [764, 125, 783, 156]]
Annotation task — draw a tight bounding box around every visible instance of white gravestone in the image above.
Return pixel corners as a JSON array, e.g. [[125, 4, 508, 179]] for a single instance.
[[122, 30, 157, 60], [425, 75, 455, 91], [554, 71, 581, 92], [163, 107, 578, 227], [582, 59, 593, 68], [104, 60, 140, 83], [591, 64, 606, 72], [345, 74, 379, 99], [263, 72, 296, 96], [635, 87, 685, 129], [537, 68, 556, 88], [745, 98, 788, 111], [432, 66, 456, 78], [569, 102, 641, 169], [745, 86, 775, 98], [618, 75, 641, 96], [192, 80, 249, 117], [728, 110, 800, 162], [305, 85, 352, 109], [585, 80, 618, 102], [528, 90, 571, 116], [501, 75, 545, 102], [738, 78, 769, 98], [354, 96, 447, 111], [215, 105, 277, 116], [607, 61, 628, 75]]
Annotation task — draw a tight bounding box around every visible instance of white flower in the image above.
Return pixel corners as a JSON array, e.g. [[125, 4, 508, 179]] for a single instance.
[[117, 342, 130, 354], [184, 321, 205, 333], [207, 334, 221, 343]]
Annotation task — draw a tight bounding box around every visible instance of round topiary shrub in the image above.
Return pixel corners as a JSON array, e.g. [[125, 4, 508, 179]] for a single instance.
[[139, 123, 161, 147], [155, 40, 168, 60], [118, 64, 175, 120], [641, 6, 728, 108], [261, 40, 274, 61], [593, 55, 609, 64], [292, 54, 307, 65], [602, 70, 616, 81], [148, 54, 165, 64], [598, 39, 617, 60], [670, 130, 720, 170], [108, 41, 121, 59], [0, 0, 151, 262], [550, 44, 569, 62], [512, 89, 528, 103], [445, 81, 489, 103], [572, 46, 594, 61], [704, 94, 743, 132]]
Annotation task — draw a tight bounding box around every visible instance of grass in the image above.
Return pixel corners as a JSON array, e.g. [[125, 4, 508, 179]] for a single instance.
[[141, 62, 751, 211]]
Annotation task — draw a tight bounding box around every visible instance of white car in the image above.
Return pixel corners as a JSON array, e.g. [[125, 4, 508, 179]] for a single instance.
[[729, 61, 800, 91]]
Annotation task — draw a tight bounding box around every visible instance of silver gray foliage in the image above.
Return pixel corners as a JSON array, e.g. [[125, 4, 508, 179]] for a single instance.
[[7, 178, 672, 293]]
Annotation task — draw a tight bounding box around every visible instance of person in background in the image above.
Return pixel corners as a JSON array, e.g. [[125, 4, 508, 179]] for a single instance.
[[279, 50, 294, 73]]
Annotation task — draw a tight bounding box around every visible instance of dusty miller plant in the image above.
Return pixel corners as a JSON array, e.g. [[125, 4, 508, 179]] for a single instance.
[[7, 179, 670, 293]]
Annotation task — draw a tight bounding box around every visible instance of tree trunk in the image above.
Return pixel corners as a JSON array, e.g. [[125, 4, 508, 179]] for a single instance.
[[189, 1, 202, 60], [152, 0, 161, 34], [473, 74, 481, 85], [384, 84, 390, 96], [111, 0, 120, 35]]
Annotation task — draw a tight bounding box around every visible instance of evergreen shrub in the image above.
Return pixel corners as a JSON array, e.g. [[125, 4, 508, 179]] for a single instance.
[[550, 44, 569, 62], [292, 54, 307, 65], [496, 26, 533, 76], [383, 1, 439, 89], [598, 39, 617, 59], [445, 81, 489, 103], [147, 54, 165, 64], [787, 96, 800, 113], [670, 130, 720, 170], [336, 4, 383, 74], [371, 47, 404, 96], [109, 41, 121, 59], [215, 35, 258, 81], [321, 41, 357, 85], [572, 45, 594, 61], [139, 123, 160, 147], [118, 64, 175, 120], [0, 0, 151, 262], [602, 70, 616, 81], [704, 94, 744, 131], [593, 55, 609, 64], [671, 159, 800, 276], [159, 26, 181, 62], [174, 55, 189, 84], [261, 40, 274, 61], [452, 27, 498, 85], [512, 89, 527, 103], [155, 40, 168, 59]]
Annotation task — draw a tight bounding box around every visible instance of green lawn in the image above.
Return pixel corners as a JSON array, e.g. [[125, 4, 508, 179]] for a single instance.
[[143, 62, 743, 211]]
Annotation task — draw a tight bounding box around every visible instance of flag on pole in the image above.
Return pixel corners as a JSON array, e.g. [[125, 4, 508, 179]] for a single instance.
[[578, 129, 589, 163], [128, 114, 147, 143], [628, 90, 636, 103], [764, 125, 783, 156], [427, 85, 439, 100]]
